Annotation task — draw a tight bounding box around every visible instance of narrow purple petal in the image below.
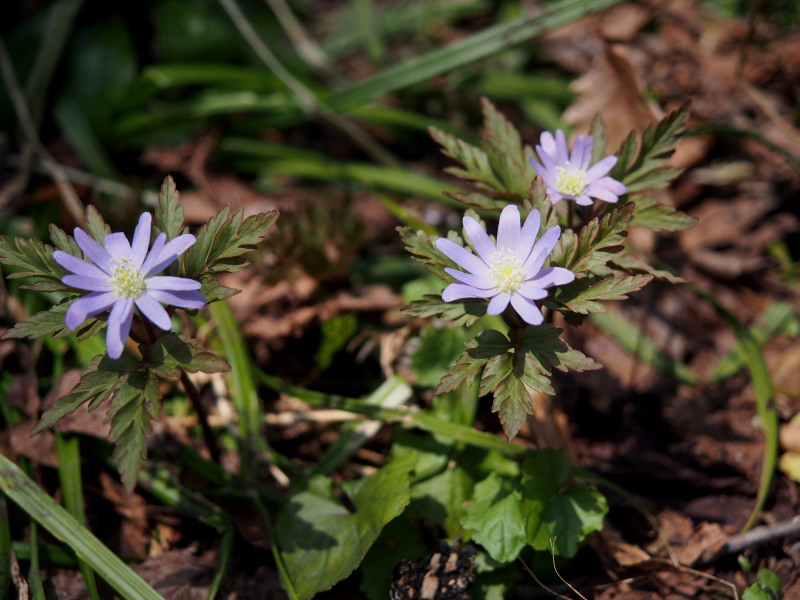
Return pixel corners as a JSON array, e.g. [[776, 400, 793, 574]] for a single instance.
[[585, 183, 621, 203], [106, 297, 134, 359], [442, 283, 492, 302], [529, 267, 575, 289], [462, 216, 497, 264], [146, 276, 202, 291], [585, 156, 617, 181], [62, 274, 113, 292], [139, 233, 167, 276], [554, 130, 569, 164], [487, 293, 511, 315], [510, 295, 544, 325], [74, 228, 113, 274], [103, 232, 132, 261], [571, 135, 586, 169], [533, 147, 558, 175], [516, 209, 542, 263], [590, 176, 627, 195], [496, 205, 520, 251], [522, 226, 561, 274], [579, 136, 594, 170], [539, 131, 557, 158], [575, 195, 594, 206], [65, 292, 117, 329], [444, 268, 495, 290], [54, 251, 108, 280], [135, 294, 172, 330], [516, 283, 549, 300], [436, 238, 490, 276], [130, 213, 152, 268], [547, 189, 565, 205], [142, 234, 196, 276], [147, 288, 206, 309]]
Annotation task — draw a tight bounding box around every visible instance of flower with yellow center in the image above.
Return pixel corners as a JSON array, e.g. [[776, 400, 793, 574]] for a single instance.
[[436, 205, 574, 325], [54, 212, 206, 358], [529, 130, 626, 206]]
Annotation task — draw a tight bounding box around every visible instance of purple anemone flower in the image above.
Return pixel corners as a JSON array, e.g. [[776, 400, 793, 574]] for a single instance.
[[53, 212, 206, 358], [529, 130, 626, 206], [435, 205, 574, 326]]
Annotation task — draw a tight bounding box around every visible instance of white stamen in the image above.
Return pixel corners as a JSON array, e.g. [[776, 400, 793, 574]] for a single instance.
[[109, 258, 146, 299], [490, 248, 524, 294], [555, 163, 588, 197]]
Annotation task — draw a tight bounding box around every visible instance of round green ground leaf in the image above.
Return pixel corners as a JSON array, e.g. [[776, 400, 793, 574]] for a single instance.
[[461, 472, 525, 563]]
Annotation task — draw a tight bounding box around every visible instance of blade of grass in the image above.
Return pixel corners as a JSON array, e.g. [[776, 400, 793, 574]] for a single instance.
[[325, 0, 625, 112], [12, 543, 78, 568], [259, 372, 528, 457], [591, 312, 698, 385], [55, 434, 99, 600], [27, 520, 45, 600], [709, 302, 797, 382], [692, 287, 778, 532], [0, 453, 167, 600], [353, 0, 385, 62], [0, 496, 11, 600]]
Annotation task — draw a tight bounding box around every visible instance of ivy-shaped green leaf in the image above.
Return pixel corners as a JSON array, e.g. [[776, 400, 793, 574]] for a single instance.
[[613, 102, 691, 193], [148, 333, 230, 379], [184, 205, 279, 279], [554, 274, 653, 315], [631, 197, 696, 231], [520, 450, 608, 558], [549, 204, 633, 275], [403, 294, 485, 327], [460, 472, 526, 563]]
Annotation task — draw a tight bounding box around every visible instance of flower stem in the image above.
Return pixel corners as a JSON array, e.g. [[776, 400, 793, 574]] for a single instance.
[[179, 369, 222, 464]]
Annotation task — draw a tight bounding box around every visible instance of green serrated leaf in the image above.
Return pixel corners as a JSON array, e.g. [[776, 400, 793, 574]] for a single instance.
[[31, 359, 118, 434], [0, 235, 69, 290], [482, 352, 543, 439], [277, 452, 416, 600], [107, 370, 159, 492], [398, 227, 453, 282], [3, 299, 100, 341], [435, 330, 511, 396], [84, 205, 111, 243], [555, 274, 653, 314], [154, 176, 185, 241], [184, 206, 278, 279], [549, 204, 633, 274], [443, 191, 506, 212], [609, 253, 686, 283], [403, 294, 485, 327], [200, 278, 240, 303], [480, 97, 531, 198], [630, 197, 697, 231], [520, 450, 608, 558], [48, 224, 81, 256], [461, 472, 525, 563], [148, 333, 230, 379], [430, 127, 504, 192], [520, 324, 602, 374], [614, 102, 691, 193]]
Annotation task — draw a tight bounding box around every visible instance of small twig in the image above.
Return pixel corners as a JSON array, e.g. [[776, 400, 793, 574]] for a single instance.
[[179, 370, 222, 463], [0, 37, 85, 225], [711, 516, 800, 560]]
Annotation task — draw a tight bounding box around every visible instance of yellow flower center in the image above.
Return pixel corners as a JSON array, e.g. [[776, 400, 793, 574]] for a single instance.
[[490, 248, 524, 294], [555, 163, 588, 197], [109, 258, 146, 299]]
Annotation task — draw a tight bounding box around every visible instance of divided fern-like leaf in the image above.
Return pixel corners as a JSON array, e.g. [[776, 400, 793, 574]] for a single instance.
[[154, 176, 186, 241], [520, 325, 602, 374], [435, 330, 510, 396], [403, 294, 486, 327], [554, 274, 653, 314], [631, 197, 696, 231], [4, 300, 103, 341], [148, 333, 230, 379], [84, 205, 112, 243], [429, 127, 504, 192], [480, 98, 532, 197], [0, 235, 69, 292], [397, 226, 459, 282]]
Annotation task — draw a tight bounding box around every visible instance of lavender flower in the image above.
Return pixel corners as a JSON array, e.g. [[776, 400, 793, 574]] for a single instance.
[[529, 130, 626, 206], [436, 205, 574, 326], [54, 212, 206, 358]]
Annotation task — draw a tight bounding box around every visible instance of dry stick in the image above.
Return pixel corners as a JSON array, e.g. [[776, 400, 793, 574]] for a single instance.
[[218, 0, 400, 168], [0, 38, 85, 226], [710, 516, 800, 561]]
